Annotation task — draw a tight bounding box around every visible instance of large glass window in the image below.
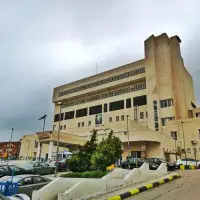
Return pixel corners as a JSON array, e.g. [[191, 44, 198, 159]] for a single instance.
[[89, 105, 102, 115], [76, 108, 87, 118], [109, 100, 124, 111], [133, 95, 147, 106], [126, 98, 131, 108], [104, 104, 108, 112], [64, 111, 74, 120]]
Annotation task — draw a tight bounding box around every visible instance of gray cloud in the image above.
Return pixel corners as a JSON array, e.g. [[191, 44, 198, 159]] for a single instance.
[[0, 0, 200, 141]]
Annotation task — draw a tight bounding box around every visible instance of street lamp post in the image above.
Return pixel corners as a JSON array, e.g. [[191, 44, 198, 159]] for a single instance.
[[181, 121, 187, 166], [126, 115, 131, 169], [7, 128, 14, 158], [55, 101, 63, 177]]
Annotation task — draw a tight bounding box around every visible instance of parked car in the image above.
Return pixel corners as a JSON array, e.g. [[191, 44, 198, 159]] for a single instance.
[[24, 162, 55, 175], [0, 194, 30, 200], [1, 175, 51, 198], [55, 158, 69, 172], [146, 158, 176, 171], [176, 158, 200, 168], [0, 165, 26, 178], [121, 158, 159, 170]]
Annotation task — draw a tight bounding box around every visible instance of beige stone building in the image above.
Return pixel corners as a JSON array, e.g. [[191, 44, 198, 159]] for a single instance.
[[20, 33, 200, 162]]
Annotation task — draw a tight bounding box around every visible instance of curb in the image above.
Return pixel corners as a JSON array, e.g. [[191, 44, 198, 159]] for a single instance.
[[107, 174, 180, 200]]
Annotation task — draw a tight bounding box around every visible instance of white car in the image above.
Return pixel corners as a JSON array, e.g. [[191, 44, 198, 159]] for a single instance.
[[0, 194, 30, 200], [176, 158, 200, 167]]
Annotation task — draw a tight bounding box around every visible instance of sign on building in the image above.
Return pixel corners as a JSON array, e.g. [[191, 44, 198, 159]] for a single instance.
[[95, 113, 102, 125]]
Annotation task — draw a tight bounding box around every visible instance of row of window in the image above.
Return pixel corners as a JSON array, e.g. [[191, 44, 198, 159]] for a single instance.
[[153, 100, 159, 131], [63, 82, 146, 108], [59, 67, 145, 97], [54, 95, 147, 122]]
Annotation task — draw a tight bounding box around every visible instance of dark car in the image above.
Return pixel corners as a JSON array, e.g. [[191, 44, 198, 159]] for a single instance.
[[0, 165, 26, 178], [24, 162, 55, 175], [121, 158, 159, 170], [1, 175, 51, 198], [55, 159, 68, 172], [146, 158, 176, 171]]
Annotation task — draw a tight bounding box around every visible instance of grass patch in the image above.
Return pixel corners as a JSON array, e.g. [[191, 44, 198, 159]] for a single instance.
[[60, 171, 108, 178]]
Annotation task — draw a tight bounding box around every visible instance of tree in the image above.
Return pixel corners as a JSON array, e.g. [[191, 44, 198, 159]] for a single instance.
[[68, 129, 98, 172], [91, 130, 123, 171]]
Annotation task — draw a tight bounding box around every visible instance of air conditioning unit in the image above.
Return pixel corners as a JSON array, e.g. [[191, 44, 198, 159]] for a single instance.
[[191, 140, 197, 144]]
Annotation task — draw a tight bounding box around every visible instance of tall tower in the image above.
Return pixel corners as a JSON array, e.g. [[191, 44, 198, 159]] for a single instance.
[[145, 33, 195, 132]]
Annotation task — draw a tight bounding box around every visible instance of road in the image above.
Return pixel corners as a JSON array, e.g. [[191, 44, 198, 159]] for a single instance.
[[127, 170, 200, 200]]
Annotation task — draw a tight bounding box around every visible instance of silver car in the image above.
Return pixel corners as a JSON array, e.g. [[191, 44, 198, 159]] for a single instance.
[[2, 175, 51, 198]]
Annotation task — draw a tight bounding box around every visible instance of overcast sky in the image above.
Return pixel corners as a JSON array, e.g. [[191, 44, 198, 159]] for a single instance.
[[0, 0, 199, 141]]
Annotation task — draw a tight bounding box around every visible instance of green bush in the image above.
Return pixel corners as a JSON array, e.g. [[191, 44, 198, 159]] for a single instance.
[[91, 130, 123, 171], [68, 129, 98, 172], [60, 171, 108, 178]]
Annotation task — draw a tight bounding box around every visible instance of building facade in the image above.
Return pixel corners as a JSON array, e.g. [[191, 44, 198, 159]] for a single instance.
[[21, 33, 200, 162], [0, 141, 21, 158]]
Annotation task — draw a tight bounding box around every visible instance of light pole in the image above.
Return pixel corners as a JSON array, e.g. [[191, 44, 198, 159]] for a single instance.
[[126, 115, 131, 155], [7, 128, 14, 158], [181, 121, 187, 166], [38, 114, 47, 161], [26, 140, 30, 160], [55, 101, 63, 177]]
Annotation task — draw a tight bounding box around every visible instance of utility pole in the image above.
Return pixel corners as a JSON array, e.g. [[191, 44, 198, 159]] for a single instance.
[[55, 102, 63, 177], [181, 121, 187, 166]]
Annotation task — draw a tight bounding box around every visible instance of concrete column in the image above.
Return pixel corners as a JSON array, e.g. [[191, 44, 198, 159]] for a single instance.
[[36, 142, 40, 161], [48, 141, 53, 161]]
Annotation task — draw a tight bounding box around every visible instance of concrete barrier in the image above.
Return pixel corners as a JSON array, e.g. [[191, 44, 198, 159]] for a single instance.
[[124, 163, 167, 186], [58, 179, 125, 200], [102, 168, 130, 180], [32, 178, 82, 200]]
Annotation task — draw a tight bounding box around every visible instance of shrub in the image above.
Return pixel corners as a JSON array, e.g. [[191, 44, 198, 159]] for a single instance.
[[60, 171, 108, 178], [91, 130, 123, 171]]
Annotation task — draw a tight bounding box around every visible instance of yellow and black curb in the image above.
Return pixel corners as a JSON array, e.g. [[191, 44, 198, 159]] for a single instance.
[[107, 174, 180, 200]]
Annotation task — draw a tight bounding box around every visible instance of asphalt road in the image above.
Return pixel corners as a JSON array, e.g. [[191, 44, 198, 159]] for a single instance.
[[127, 170, 200, 200]]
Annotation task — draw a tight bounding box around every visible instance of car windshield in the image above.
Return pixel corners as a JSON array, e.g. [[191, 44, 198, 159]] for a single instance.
[[24, 162, 34, 169]]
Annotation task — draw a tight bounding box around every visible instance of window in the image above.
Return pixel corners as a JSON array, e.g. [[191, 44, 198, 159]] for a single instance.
[[34, 141, 38, 148], [40, 163, 49, 167], [161, 117, 175, 126], [89, 105, 102, 115], [76, 108, 87, 118], [126, 98, 131, 108], [10, 166, 21, 173], [64, 111, 74, 120], [140, 112, 144, 119], [146, 111, 148, 118], [104, 104, 107, 112], [196, 113, 200, 118], [82, 122, 84, 127], [198, 129, 200, 139], [53, 125, 56, 131], [133, 95, 147, 106], [60, 126, 63, 130], [54, 113, 64, 122], [160, 99, 173, 108], [193, 148, 197, 154], [64, 125, 66, 130], [88, 121, 91, 126], [171, 131, 177, 139], [121, 115, 124, 121], [78, 122, 80, 128], [109, 117, 112, 122], [19, 177, 32, 186], [187, 148, 191, 153], [33, 176, 46, 184], [116, 116, 119, 121], [109, 100, 124, 111]]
